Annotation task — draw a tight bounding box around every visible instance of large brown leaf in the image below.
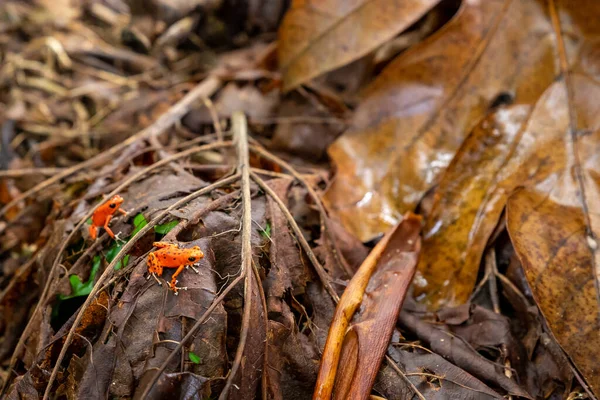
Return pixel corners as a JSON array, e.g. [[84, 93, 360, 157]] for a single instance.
[[412, 0, 600, 311], [506, 75, 600, 395], [325, 0, 560, 241], [278, 0, 440, 92], [414, 105, 531, 306]]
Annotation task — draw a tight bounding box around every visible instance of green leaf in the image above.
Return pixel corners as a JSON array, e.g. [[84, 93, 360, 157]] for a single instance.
[[260, 221, 271, 238], [106, 242, 123, 263], [86, 218, 93, 225], [106, 242, 130, 270], [154, 220, 179, 234], [60, 255, 101, 300], [131, 213, 148, 237], [189, 352, 201, 364]]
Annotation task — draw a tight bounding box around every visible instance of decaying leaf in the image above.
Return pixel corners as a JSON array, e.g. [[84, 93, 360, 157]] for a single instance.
[[278, 0, 441, 91], [506, 80, 600, 394], [325, 0, 563, 241]]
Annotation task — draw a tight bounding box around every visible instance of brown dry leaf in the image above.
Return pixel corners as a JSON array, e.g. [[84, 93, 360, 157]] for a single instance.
[[413, 106, 531, 306], [506, 79, 600, 396], [408, 0, 600, 308], [325, 0, 561, 242], [278, 0, 441, 92]]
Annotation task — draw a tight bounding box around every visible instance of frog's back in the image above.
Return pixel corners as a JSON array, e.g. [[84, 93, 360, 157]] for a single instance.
[[156, 247, 187, 267]]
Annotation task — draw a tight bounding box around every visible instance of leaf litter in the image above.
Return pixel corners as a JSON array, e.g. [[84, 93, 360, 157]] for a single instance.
[[0, 0, 598, 399]]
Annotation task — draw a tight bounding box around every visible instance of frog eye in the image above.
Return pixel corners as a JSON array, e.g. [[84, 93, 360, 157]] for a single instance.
[[188, 256, 196, 262], [109, 203, 116, 208]]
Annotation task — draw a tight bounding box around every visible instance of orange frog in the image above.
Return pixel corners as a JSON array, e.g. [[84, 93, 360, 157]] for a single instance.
[[89, 195, 128, 240], [147, 242, 204, 294]]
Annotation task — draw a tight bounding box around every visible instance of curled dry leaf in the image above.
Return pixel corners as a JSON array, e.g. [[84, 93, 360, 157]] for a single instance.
[[331, 214, 421, 400], [278, 0, 441, 92], [314, 213, 421, 400], [325, 0, 562, 242]]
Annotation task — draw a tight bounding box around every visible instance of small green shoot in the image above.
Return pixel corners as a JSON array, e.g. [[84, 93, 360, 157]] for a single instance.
[[154, 220, 179, 234], [189, 352, 201, 364], [86, 218, 92, 225], [260, 221, 271, 239]]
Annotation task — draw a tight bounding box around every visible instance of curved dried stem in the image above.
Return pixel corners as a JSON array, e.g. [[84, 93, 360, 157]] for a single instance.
[[0, 167, 63, 178], [3, 141, 233, 392], [250, 145, 353, 277], [250, 171, 339, 303], [0, 76, 222, 219], [253, 259, 269, 400], [139, 111, 252, 399], [218, 111, 253, 399], [40, 173, 239, 400]]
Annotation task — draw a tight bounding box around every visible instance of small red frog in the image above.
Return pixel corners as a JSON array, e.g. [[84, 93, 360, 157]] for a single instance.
[[89, 195, 127, 240], [147, 242, 204, 294]]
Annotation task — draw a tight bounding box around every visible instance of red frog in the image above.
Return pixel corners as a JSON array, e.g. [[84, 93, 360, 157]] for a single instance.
[[147, 242, 204, 294], [89, 195, 127, 240]]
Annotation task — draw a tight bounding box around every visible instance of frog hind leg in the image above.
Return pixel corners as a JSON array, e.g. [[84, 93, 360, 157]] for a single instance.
[[103, 215, 116, 238], [169, 265, 188, 295], [89, 225, 98, 240], [147, 253, 164, 286]]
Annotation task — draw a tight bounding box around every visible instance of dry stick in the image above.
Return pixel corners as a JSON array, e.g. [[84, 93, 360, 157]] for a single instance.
[[203, 98, 224, 142], [0, 75, 222, 219], [40, 173, 240, 400], [253, 259, 269, 400], [138, 111, 252, 399], [218, 111, 253, 399], [0, 167, 63, 177], [2, 142, 233, 393], [250, 145, 353, 278], [250, 171, 339, 303]]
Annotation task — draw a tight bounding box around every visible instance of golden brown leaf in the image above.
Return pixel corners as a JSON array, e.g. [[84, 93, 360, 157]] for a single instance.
[[278, 0, 441, 92], [325, 0, 562, 241], [506, 73, 600, 395], [414, 105, 532, 306]]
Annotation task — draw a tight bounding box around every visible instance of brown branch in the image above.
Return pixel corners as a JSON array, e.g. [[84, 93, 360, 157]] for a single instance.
[[219, 111, 253, 399]]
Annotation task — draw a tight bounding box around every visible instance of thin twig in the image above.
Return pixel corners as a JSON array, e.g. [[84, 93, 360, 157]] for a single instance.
[[0, 76, 222, 219], [0, 167, 63, 177], [41, 173, 238, 400], [219, 111, 253, 399], [203, 98, 223, 142], [253, 259, 269, 400]]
